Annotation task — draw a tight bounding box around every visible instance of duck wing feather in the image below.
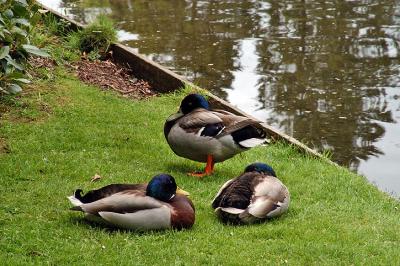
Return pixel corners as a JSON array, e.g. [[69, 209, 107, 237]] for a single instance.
[[211, 112, 268, 146], [178, 109, 223, 132], [216, 118, 265, 137], [212, 173, 257, 210], [98, 206, 171, 231], [74, 183, 147, 203], [211, 178, 235, 208], [71, 190, 164, 215], [245, 177, 290, 219]]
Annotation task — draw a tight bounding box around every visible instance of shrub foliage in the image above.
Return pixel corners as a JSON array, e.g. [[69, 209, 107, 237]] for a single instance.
[[0, 0, 49, 95]]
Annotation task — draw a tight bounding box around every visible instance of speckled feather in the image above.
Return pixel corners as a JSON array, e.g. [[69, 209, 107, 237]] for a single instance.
[[212, 173, 263, 209]]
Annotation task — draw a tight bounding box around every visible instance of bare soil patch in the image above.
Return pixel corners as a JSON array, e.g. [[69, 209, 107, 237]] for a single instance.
[[0, 137, 10, 154]]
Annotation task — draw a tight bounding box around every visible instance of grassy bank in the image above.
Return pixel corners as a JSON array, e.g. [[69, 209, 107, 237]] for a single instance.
[[0, 67, 399, 265], [1, 11, 399, 265]]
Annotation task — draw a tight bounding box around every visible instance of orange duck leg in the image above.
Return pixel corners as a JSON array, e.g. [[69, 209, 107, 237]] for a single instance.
[[188, 155, 215, 178]]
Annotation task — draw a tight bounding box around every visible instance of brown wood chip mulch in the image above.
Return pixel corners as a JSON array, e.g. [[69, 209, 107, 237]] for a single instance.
[[29, 56, 56, 69], [72, 60, 155, 99], [29, 57, 156, 99]]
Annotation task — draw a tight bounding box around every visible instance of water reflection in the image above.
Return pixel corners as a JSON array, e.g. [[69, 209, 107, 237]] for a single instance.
[[39, 0, 400, 197]]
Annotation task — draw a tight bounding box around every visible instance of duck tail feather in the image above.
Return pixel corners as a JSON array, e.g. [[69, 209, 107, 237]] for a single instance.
[[231, 125, 267, 148], [218, 207, 245, 215], [238, 138, 266, 148], [215, 207, 245, 224], [67, 195, 83, 207]]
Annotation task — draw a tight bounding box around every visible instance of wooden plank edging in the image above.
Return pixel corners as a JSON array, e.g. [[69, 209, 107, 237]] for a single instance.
[[38, 3, 336, 165], [111, 44, 186, 93], [37, 3, 85, 30]]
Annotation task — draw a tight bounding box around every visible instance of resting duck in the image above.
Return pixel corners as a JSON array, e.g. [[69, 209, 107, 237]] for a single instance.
[[212, 163, 290, 224], [67, 174, 195, 231], [164, 94, 269, 177]]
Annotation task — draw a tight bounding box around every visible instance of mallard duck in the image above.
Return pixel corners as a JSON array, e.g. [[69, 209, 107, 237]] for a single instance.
[[67, 174, 195, 231], [164, 94, 269, 177], [212, 163, 290, 224]]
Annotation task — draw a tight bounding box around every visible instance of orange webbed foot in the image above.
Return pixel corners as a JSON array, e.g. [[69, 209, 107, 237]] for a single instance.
[[188, 155, 215, 179], [187, 171, 211, 179]]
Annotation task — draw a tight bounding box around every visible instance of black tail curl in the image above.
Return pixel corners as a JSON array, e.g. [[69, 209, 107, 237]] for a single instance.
[[74, 189, 84, 201], [72, 184, 146, 204]]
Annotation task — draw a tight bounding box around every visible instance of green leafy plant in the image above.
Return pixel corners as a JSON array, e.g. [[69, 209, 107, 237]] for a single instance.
[[68, 14, 117, 59], [0, 0, 49, 95]]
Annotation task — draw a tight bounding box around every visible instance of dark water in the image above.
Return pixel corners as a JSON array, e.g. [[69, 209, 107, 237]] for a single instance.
[[40, 0, 400, 197]]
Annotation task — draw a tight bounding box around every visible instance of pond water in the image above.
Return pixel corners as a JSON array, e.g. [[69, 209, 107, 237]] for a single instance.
[[39, 0, 400, 198]]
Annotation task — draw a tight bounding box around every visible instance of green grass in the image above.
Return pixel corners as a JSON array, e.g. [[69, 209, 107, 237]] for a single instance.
[[0, 69, 399, 265], [67, 14, 117, 60]]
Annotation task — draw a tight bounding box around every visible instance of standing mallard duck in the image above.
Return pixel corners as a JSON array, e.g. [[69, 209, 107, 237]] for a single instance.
[[67, 174, 195, 231], [164, 94, 269, 177], [212, 163, 290, 224]]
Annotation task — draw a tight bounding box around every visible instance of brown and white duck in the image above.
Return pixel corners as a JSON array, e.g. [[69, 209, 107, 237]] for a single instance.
[[164, 94, 270, 177], [68, 174, 195, 231], [212, 163, 290, 224]]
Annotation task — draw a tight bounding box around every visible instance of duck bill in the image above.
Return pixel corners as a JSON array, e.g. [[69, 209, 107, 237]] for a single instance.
[[176, 187, 190, 196], [166, 109, 184, 122]]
